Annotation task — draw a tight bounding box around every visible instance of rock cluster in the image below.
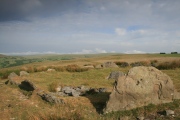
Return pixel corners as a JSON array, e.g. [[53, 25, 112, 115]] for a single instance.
[[6, 72, 107, 104], [104, 66, 180, 113], [55, 86, 107, 97], [6, 72, 64, 104], [37, 91, 64, 104]]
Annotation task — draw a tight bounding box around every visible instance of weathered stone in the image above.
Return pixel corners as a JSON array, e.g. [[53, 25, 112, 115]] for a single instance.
[[165, 110, 174, 116], [55, 86, 62, 92], [19, 80, 37, 91], [20, 71, 29, 76], [37, 91, 64, 104], [47, 69, 56, 72], [108, 71, 124, 80], [102, 62, 119, 68], [6, 72, 21, 85], [137, 116, 144, 120], [56, 92, 68, 97], [62, 86, 75, 96], [72, 90, 81, 97], [80, 85, 90, 92], [104, 66, 179, 113], [8, 72, 18, 79], [95, 62, 118, 68]]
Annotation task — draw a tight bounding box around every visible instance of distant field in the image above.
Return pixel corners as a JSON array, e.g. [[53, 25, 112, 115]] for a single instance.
[[1, 53, 180, 68], [0, 53, 117, 68]]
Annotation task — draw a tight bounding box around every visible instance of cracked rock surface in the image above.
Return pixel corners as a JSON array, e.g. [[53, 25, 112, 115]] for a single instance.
[[104, 66, 180, 113]]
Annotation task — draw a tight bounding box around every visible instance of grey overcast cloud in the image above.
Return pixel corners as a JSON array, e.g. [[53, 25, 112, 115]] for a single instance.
[[0, 0, 180, 55]]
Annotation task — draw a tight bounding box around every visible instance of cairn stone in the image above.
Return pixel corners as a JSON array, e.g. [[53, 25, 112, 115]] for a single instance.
[[104, 66, 180, 113], [6, 72, 21, 85], [20, 71, 29, 76]]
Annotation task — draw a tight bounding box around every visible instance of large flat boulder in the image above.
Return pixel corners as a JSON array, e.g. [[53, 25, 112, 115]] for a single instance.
[[104, 66, 179, 113]]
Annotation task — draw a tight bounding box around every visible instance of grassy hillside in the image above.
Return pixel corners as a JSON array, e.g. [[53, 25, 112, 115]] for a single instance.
[[0, 53, 118, 69], [0, 54, 6, 57], [0, 53, 180, 119]]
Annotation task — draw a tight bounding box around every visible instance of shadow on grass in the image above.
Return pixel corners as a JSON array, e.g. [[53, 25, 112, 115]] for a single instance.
[[85, 92, 111, 114]]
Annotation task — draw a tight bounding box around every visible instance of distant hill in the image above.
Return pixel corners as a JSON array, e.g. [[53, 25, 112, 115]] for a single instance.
[[0, 54, 6, 58]]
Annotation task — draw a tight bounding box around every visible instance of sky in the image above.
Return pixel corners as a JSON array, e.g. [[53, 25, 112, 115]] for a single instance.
[[0, 0, 180, 55]]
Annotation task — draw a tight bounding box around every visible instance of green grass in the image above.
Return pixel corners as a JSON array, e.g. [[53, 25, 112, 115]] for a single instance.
[[162, 68, 180, 92], [25, 67, 122, 91]]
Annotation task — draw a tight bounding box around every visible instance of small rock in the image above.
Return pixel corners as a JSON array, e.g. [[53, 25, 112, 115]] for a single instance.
[[72, 90, 81, 97], [62, 86, 74, 95], [55, 86, 61, 92], [99, 88, 107, 93], [20, 71, 29, 76], [108, 71, 124, 80], [95, 62, 118, 68], [137, 116, 144, 120], [165, 110, 174, 116], [56, 92, 68, 97], [80, 85, 89, 90], [38, 92, 64, 104], [47, 69, 56, 72], [8, 104, 12, 108]]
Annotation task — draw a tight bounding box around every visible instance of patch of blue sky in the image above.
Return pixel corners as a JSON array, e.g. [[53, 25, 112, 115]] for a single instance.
[[127, 25, 143, 31]]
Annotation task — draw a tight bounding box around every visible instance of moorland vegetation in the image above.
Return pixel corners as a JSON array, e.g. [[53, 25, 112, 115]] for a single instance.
[[0, 53, 180, 119]]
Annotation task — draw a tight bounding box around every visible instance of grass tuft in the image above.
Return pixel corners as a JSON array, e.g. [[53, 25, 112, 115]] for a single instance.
[[114, 61, 129, 67], [156, 60, 180, 70]]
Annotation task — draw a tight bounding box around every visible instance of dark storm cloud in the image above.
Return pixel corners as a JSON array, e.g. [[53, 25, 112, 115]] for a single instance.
[[0, 0, 87, 22]]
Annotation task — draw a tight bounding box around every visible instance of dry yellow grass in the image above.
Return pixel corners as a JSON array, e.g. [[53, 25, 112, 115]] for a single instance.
[[0, 54, 180, 119]]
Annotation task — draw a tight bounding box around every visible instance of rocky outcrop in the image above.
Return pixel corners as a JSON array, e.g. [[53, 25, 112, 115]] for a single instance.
[[6, 72, 21, 85], [104, 66, 180, 113], [58, 86, 107, 97], [19, 80, 37, 91], [37, 91, 64, 104], [95, 62, 118, 68], [107, 71, 124, 80], [20, 71, 29, 76]]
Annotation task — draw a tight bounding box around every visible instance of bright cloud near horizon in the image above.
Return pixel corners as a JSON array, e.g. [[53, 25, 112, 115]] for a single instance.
[[0, 0, 180, 55]]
